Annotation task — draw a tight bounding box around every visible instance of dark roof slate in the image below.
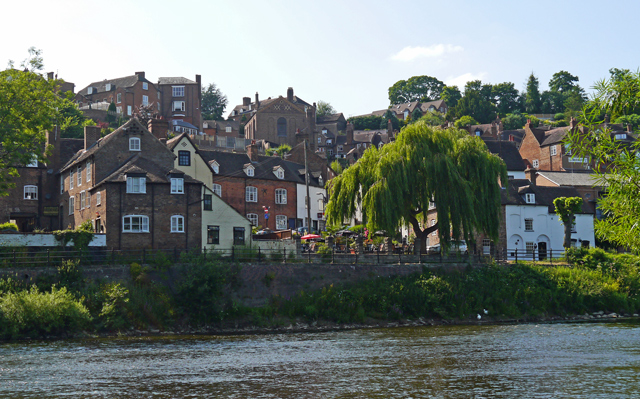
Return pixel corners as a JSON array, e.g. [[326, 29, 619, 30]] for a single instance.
[[483, 140, 526, 171], [158, 77, 197, 85], [77, 74, 150, 96], [502, 179, 592, 214]]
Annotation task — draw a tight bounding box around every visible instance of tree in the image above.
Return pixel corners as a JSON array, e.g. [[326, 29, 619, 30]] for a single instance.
[[316, 101, 336, 118], [492, 82, 521, 115], [441, 85, 462, 109], [0, 48, 74, 195], [553, 197, 583, 249], [411, 107, 423, 121], [589, 69, 640, 120], [465, 80, 494, 103], [265, 144, 291, 158], [454, 115, 478, 129], [549, 70, 580, 93], [133, 103, 156, 128], [348, 115, 385, 130], [502, 113, 527, 130], [447, 90, 497, 123], [201, 83, 228, 120], [418, 110, 446, 127], [380, 109, 400, 130], [388, 75, 445, 104], [105, 101, 117, 125], [325, 123, 507, 253], [524, 73, 542, 114], [614, 114, 640, 130]]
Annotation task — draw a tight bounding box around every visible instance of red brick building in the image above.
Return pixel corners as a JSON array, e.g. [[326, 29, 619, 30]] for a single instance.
[[157, 76, 202, 133]]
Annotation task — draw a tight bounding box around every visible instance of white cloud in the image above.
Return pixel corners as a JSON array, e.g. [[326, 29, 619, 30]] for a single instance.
[[390, 44, 463, 62], [445, 72, 487, 89]]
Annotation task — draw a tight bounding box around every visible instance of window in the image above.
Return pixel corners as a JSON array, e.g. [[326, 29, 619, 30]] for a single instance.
[[129, 137, 141, 151], [357, 144, 361, 149], [246, 186, 257, 202], [276, 215, 287, 230], [116, 106, 122, 114], [117, 93, 121, 103], [233, 227, 245, 245], [203, 194, 213, 211], [80, 191, 86, 209], [87, 87, 93, 94], [337, 145, 343, 152], [24, 185, 37, 200], [318, 137, 322, 144], [532, 159, 539, 168], [126, 177, 146, 193], [226, 137, 236, 148], [172, 86, 185, 97], [326, 139, 332, 145], [86, 161, 92, 182], [550, 145, 557, 156], [60, 174, 64, 194], [69, 196, 75, 215], [142, 82, 148, 90], [70, 170, 74, 189], [525, 218, 533, 231], [123, 215, 149, 232], [171, 215, 184, 233], [142, 95, 149, 106], [226, 126, 232, 133], [274, 168, 284, 179], [77, 166, 82, 186], [207, 226, 220, 244], [127, 105, 132, 116], [27, 156, 38, 167], [431, 219, 436, 236], [327, 149, 333, 156], [482, 239, 491, 255], [173, 101, 185, 112], [525, 193, 535, 204], [526, 242, 535, 256], [171, 178, 184, 194], [245, 165, 254, 177], [212, 184, 221, 197], [615, 133, 627, 140], [178, 151, 190, 166], [247, 213, 258, 226], [277, 117, 287, 137], [96, 191, 102, 205], [275, 188, 287, 204]]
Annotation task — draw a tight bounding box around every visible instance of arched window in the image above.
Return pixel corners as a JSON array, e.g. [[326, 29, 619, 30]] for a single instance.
[[277, 117, 287, 137], [171, 215, 184, 233], [275, 188, 287, 204], [245, 186, 257, 202]]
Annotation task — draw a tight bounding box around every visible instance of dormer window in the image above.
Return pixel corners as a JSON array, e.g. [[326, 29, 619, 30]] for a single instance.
[[274, 167, 285, 179], [525, 193, 535, 204], [615, 133, 627, 140], [326, 139, 332, 145], [87, 87, 93, 94], [105, 83, 111, 91], [210, 161, 219, 174], [244, 165, 255, 177], [322, 129, 328, 135], [129, 137, 141, 151], [532, 159, 539, 168]]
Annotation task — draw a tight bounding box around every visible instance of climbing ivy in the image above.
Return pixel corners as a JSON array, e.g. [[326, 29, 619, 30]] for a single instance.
[[53, 220, 95, 250]]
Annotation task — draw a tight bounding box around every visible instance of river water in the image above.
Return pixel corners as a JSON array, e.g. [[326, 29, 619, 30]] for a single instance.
[[1, 322, 639, 398]]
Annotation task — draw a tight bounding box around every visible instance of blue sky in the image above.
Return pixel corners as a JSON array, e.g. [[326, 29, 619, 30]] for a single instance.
[[3, 0, 640, 117]]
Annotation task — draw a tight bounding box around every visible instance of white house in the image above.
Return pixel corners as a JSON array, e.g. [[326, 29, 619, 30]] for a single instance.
[[296, 175, 327, 232]]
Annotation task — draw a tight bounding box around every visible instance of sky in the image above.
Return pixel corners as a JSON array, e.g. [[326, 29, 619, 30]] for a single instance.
[[3, 0, 640, 118]]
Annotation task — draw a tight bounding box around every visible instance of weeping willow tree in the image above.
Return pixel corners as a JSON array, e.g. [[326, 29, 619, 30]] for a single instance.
[[325, 122, 507, 253]]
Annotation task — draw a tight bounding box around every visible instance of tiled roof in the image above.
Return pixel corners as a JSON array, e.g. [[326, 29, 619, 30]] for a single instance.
[[317, 113, 345, 123], [483, 140, 526, 171], [537, 171, 603, 187], [158, 77, 197, 85], [502, 179, 593, 214], [77, 74, 150, 96], [97, 154, 200, 186], [203, 120, 241, 130], [540, 127, 570, 146]]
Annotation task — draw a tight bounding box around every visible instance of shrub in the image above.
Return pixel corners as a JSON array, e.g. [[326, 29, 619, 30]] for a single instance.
[[0, 222, 18, 232]]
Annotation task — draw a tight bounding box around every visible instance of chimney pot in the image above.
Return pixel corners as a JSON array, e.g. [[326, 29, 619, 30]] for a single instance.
[[84, 126, 101, 150], [135, 71, 145, 80], [287, 87, 294, 102]]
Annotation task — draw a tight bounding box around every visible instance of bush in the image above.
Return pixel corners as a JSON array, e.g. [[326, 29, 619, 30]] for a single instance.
[[0, 222, 18, 232]]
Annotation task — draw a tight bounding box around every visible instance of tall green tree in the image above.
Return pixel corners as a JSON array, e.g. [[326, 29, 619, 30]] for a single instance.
[[0, 48, 74, 195], [454, 115, 478, 129], [441, 85, 462, 109], [201, 83, 228, 120], [465, 80, 494, 103], [447, 90, 497, 123], [348, 115, 385, 130], [524, 73, 542, 114], [492, 82, 521, 115], [549, 70, 580, 93], [553, 197, 584, 249], [326, 123, 507, 253], [388, 75, 445, 104], [316, 100, 336, 118], [501, 113, 527, 130]]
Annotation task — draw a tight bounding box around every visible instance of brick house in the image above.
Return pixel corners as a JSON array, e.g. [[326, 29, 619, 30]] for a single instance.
[[157, 76, 202, 133], [75, 72, 159, 118], [58, 119, 202, 249]]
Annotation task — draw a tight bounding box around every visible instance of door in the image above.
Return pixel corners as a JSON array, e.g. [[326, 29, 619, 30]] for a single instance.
[[538, 242, 547, 261]]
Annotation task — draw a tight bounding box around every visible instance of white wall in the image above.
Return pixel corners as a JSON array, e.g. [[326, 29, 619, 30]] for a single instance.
[[202, 186, 252, 250], [297, 184, 326, 229], [505, 204, 595, 260], [507, 171, 526, 180], [0, 233, 106, 247]]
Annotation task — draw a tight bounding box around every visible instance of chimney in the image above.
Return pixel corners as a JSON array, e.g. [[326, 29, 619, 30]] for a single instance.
[[387, 119, 393, 138], [47, 72, 54, 80], [255, 92, 260, 108], [247, 140, 259, 161], [346, 122, 354, 145], [628, 123, 633, 133], [287, 87, 294, 102], [490, 121, 497, 139], [243, 97, 251, 106], [84, 126, 101, 150], [525, 167, 537, 186], [569, 117, 578, 130], [135, 71, 145, 80], [148, 117, 170, 141], [195, 74, 201, 86]]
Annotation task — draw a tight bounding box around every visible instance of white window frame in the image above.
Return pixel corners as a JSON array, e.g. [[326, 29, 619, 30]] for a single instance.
[[274, 168, 284, 179], [60, 174, 64, 194], [212, 184, 222, 197], [245, 186, 257, 202], [550, 145, 557, 156], [171, 178, 184, 194], [80, 191, 86, 209], [87, 87, 93, 94], [86, 161, 91, 182], [70, 170, 74, 189], [173, 101, 185, 112], [226, 126, 232, 133], [117, 93, 121, 103], [526, 242, 535, 256], [171, 215, 185, 233], [245, 166, 254, 177], [211, 161, 219, 174], [116, 106, 122, 114], [24, 185, 37, 200], [126, 177, 146, 194], [77, 166, 82, 186], [69, 196, 75, 215], [142, 82, 148, 90], [96, 191, 102, 206], [122, 215, 149, 233], [615, 133, 627, 140], [129, 137, 141, 151], [26, 156, 38, 167], [318, 137, 322, 144], [275, 215, 287, 230], [142, 95, 149, 106], [127, 105, 132, 116], [524, 218, 533, 232], [172, 86, 185, 97], [532, 159, 539, 168], [525, 193, 535, 204], [247, 213, 258, 226], [275, 188, 287, 204]]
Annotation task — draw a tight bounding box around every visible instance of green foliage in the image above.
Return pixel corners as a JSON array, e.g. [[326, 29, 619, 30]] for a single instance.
[[0, 285, 91, 339], [454, 115, 478, 129], [330, 160, 344, 176], [614, 114, 640, 130], [554, 197, 584, 248], [98, 283, 130, 330], [201, 83, 228, 120], [448, 90, 497, 123], [441, 85, 462, 109], [589, 69, 640, 120], [524, 73, 542, 113], [418, 110, 446, 127], [316, 101, 336, 118], [380, 109, 400, 130], [492, 82, 521, 115], [0, 222, 18, 232], [502, 113, 527, 130], [348, 115, 385, 130], [53, 220, 94, 249], [57, 259, 83, 291], [388, 75, 445, 104], [265, 144, 292, 158], [326, 122, 507, 253]]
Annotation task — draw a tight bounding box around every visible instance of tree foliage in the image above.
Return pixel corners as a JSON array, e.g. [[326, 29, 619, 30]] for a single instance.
[[265, 144, 292, 158], [201, 83, 228, 120], [348, 115, 384, 130], [553, 197, 583, 249], [492, 82, 521, 115], [589, 69, 640, 120], [454, 115, 478, 129], [524, 73, 542, 114], [388, 75, 445, 104], [448, 90, 497, 123], [418, 110, 446, 127], [325, 123, 507, 253], [441, 85, 462, 109], [380, 109, 400, 130], [614, 114, 640, 130], [0, 48, 76, 195], [316, 101, 336, 118], [502, 113, 527, 130]]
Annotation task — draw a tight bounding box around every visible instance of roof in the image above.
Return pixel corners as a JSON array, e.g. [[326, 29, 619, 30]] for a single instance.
[[96, 154, 200, 187], [536, 171, 603, 187], [353, 130, 388, 144], [419, 99, 447, 112], [158, 77, 197, 85], [77, 74, 149, 96], [540, 126, 570, 146], [483, 140, 526, 171], [227, 92, 311, 119], [59, 139, 84, 165], [203, 120, 241, 130], [317, 113, 345, 123], [502, 179, 593, 214], [172, 120, 198, 130]]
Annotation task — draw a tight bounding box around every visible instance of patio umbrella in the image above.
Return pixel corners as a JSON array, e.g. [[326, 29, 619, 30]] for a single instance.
[[301, 234, 322, 240], [336, 230, 357, 237]]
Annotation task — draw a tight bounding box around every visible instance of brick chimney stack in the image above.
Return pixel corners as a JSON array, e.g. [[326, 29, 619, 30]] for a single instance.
[[247, 140, 259, 161], [243, 97, 251, 106], [346, 122, 354, 145], [490, 121, 497, 139], [255, 92, 260, 108], [525, 167, 537, 186], [135, 71, 145, 80], [287, 87, 294, 102], [84, 126, 101, 150], [148, 117, 169, 141], [569, 117, 578, 130]]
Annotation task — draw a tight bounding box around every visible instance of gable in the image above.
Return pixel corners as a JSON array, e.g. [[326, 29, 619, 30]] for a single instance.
[[259, 97, 306, 115]]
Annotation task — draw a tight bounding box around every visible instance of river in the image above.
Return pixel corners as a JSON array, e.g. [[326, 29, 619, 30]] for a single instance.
[[1, 322, 639, 398]]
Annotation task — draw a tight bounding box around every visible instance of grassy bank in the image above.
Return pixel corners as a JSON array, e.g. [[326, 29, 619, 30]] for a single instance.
[[0, 248, 639, 340]]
